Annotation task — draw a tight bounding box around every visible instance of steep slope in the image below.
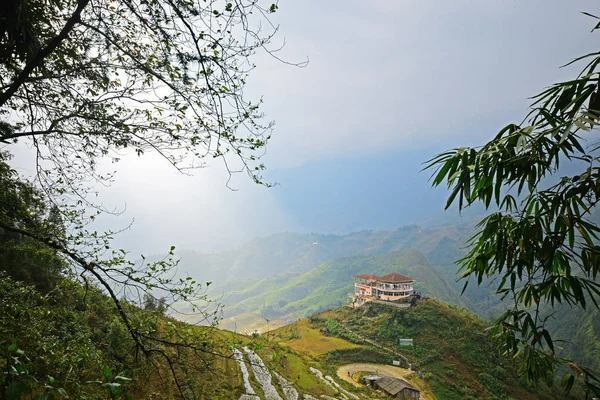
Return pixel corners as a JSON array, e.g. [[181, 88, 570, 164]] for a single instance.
[[272, 301, 560, 400], [1, 274, 373, 400], [543, 300, 600, 374], [168, 225, 600, 391]]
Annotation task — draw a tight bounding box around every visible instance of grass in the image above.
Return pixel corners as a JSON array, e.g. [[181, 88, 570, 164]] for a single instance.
[[174, 300, 563, 399], [218, 311, 290, 335], [277, 351, 319, 390], [253, 341, 340, 398], [313, 301, 562, 400], [271, 319, 360, 356]]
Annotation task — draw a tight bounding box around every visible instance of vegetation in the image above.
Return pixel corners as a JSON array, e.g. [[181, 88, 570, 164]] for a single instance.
[[0, 0, 289, 190], [271, 318, 360, 357], [319, 302, 568, 400], [267, 300, 599, 399], [170, 221, 599, 398], [197, 225, 599, 391], [0, 0, 298, 396], [0, 266, 363, 399], [0, 154, 244, 398], [3, 1, 600, 396], [213, 249, 466, 322], [543, 300, 600, 375], [427, 11, 600, 395], [173, 226, 474, 287], [0, 271, 249, 399]]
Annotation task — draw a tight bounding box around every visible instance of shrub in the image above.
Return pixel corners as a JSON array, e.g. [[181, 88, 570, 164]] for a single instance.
[[478, 372, 506, 399]]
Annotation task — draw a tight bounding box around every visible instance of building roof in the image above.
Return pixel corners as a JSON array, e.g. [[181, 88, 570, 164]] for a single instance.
[[353, 273, 415, 283], [375, 376, 419, 396], [377, 272, 415, 283], [353, 273, 377, 280]]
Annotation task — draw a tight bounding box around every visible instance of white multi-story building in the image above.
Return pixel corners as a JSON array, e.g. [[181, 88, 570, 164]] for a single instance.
[[350, 272, 415, 307]]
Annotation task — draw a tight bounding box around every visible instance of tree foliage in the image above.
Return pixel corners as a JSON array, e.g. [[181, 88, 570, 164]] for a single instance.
[[0, 274, 131, 399], [0, 0, 292, 196], [0, 151, 231, 398], [0, 0, 295, 394], [0, 152, 66, 291], [426, 12, 600, 397]]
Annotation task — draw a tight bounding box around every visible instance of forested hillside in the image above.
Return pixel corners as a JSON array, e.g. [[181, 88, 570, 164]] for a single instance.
[[215, 250, 465, 323], [176, 226, 476, 284], [174, 230, 394, 284], [274, 301, 571, 400], [0, 154, 241, 398], [1, 274, 240, 399], [0, 154, 356, 399], [181, 225, 600, 388], [544, 301, 600, 374], [173, 226, 480, 307]]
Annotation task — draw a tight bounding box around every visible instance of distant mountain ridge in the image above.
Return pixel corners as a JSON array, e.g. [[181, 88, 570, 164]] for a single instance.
[[169, 225, 479, 322], [176, 225, 474, 285], [218, 249, 466, 323]]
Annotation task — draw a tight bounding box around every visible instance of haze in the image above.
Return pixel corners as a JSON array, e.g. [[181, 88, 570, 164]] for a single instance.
[[15, 0, 599, 255]]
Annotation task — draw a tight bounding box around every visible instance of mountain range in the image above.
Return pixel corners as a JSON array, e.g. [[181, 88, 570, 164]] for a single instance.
[[168, 222, 600, 378]]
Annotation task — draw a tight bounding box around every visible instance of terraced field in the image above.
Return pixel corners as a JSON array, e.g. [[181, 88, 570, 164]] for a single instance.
[[233, 346, 373, 400], [219, 312, 291, 335], [271, 319, 360, 356]]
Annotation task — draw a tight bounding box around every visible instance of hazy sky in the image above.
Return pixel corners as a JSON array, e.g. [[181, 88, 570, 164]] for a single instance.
[[12, 0, 600, 255], [255, 0, 598, 166]]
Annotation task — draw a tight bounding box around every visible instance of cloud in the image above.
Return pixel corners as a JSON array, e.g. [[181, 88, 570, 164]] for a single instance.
[[91, 154, 298, 255], [248, 0, 599, 167], [8, 0, 600, 255]]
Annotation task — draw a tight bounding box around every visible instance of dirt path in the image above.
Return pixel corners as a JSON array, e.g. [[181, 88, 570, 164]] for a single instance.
[[336, 363, 435, 400]]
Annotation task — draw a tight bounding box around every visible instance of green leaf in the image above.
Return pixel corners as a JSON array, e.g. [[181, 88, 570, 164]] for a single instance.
[[555, 85, 576, 112], [562, 374, 575, 393]]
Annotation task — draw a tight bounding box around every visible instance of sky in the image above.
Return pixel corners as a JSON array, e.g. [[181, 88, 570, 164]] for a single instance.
[[11, 0, 600, 255], [254, 0, 599, 166]]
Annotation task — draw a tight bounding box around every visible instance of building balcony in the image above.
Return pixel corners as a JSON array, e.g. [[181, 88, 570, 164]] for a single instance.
[[375, 286, 413, 292]]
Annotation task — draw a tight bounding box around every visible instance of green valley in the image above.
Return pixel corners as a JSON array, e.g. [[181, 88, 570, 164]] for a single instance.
[[215, 249, 465, 324]]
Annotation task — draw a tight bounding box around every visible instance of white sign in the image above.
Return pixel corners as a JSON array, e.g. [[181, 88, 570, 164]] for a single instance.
[[392, 360, 401, 366]]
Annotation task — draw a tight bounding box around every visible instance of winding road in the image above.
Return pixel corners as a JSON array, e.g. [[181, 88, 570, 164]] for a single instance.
[[335, 363, 435, 400]]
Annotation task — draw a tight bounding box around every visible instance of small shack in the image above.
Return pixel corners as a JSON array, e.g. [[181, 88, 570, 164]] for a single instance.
[[362, 375, 383, 387], [374, 376, 420, 399]]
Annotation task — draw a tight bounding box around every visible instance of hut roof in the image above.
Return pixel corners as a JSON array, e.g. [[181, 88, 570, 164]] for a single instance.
[[362, 375, 383, 381], [375, 376, 419, 396]]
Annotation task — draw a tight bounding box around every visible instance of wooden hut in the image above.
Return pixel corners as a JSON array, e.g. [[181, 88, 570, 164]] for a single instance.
[[374, 376, 420, 399], [362, 375, 383, 387]]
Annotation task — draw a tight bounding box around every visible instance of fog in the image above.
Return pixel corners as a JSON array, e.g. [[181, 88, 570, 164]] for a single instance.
[[9, 0, 600, 256]]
